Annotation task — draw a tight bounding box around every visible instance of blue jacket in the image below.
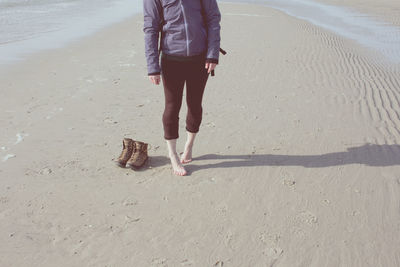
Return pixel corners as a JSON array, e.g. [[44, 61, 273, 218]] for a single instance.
[[143, 0, 221, 75]]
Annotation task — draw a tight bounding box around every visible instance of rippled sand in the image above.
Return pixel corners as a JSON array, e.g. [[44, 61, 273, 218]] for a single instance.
[[0, 1, 400, 266]]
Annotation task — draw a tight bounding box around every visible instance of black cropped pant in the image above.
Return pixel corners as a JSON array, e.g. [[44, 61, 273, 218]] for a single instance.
[[160, 54, 209, 140]]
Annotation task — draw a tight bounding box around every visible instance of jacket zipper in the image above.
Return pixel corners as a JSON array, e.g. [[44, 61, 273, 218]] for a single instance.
[[180, 1, 190, 56]]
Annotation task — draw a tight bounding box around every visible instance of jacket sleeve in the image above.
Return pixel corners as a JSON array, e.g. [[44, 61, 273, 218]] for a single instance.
[[202, 0, 221, 64], [143, 0, 162, 75]]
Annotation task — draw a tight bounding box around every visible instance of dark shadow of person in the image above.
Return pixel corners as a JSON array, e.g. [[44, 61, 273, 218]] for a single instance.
[[186, 143, 400, 173], [136, 155, 170, 171]]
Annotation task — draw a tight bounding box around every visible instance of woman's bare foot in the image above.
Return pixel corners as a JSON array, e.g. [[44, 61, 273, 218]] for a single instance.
[[166, 138, 187, 176], [180, 131, 196, 164], [180, 144, 193, 164], [169, 152, 187, 176]]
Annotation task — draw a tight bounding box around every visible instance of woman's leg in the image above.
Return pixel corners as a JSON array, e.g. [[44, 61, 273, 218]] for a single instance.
[[181, 131, 196, 164], [161, 58, 185, 140], [161, 57, 187, 175], [181, 59, 209, 163]]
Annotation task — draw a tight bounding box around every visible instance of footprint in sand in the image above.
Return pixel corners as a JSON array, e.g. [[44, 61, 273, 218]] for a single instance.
[[254, 231, 284, 260], [295, 211, 318, 226], [263, 247, 284, 259], [291, 227, 306, 238], [283, 179, 296, 186], [122, 197, 138, 206], [39, 167, 52, 175], [258, 232, 280, 246], [224, 230, 235, 249], [216, 204, 228, 215], [205, 122, 216, 128], [103, 117, 118, 124], [0, 196, 9, 204], [281, 170, 296, 187], [180, 259, 194, 266], [151, 257, 168, 266], [351, 210, 360, 216]]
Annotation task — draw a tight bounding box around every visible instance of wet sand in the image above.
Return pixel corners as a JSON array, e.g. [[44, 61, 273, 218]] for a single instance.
[[1, 2, 400, 266], [315, 0, 400, 27]]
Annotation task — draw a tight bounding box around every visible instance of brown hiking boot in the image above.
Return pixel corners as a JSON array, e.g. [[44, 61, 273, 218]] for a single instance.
[[115, 138, 134, 167], [126, 141, 148, 169]]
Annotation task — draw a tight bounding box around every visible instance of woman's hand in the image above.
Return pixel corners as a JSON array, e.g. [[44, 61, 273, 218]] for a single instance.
[[205, 62, 217, 74], [149, 75, 161, 85]]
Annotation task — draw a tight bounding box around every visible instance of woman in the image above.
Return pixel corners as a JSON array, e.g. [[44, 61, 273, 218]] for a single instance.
[[143, 0, 221, 176]]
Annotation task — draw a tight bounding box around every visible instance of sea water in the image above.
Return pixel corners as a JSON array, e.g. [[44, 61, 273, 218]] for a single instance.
[[0, 0, 142, 64], [223, 0, 400, 64]]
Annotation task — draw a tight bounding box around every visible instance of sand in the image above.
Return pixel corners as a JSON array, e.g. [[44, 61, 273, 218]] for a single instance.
[[1, 2, 400, 266]]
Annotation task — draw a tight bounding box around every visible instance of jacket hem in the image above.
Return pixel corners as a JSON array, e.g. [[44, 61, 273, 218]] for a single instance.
[[161, 51, 207, 62], [206, 58, 219, 64], [148, 72, 161, 76]]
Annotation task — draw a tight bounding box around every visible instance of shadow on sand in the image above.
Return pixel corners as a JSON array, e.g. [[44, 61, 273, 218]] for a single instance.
[[185, 143, 400, 173]]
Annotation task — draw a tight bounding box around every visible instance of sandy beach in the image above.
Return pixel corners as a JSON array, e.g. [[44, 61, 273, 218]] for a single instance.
[[1, 1, 400, 266]]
